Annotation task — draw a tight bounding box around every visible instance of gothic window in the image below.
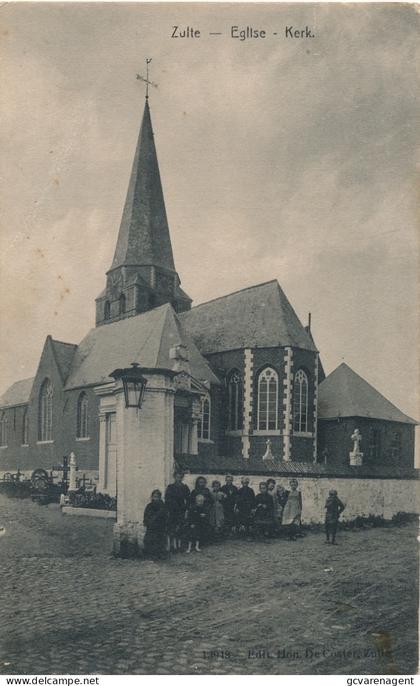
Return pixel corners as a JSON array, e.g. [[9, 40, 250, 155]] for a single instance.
[[390, 431, 402, 460], [198, 395, 211, 440], [368, 427, 380, 460], [104, 301, 111, 320], [22, 407, 29, 445], [227, 369, 243, 430], [293, 369, 309, 433], [257, 367, 278, 431], [119, 294, 126, 315], [0, 412, 7, 447], [77, 392, 89, 439], [38, 378, 53, 442]]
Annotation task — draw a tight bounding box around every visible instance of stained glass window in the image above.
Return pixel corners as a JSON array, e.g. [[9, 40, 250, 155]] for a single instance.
[[227, 370, 243, 430], [198, 395, 211, 440], [293, 369, 309, 433], [38, 378, 53, 441], [77, 392, 89, 438], [257, 368, 278, 431]]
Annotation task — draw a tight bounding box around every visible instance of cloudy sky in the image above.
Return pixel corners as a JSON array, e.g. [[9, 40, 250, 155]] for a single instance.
[[0, 3, 418, 448]]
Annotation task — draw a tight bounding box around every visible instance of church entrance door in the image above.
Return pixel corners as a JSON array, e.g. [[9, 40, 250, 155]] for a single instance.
[[174, 402, 191, 456]]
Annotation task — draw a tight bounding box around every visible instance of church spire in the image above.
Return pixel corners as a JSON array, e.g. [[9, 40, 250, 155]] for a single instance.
[[109, 96, 175, 273], [95, 80, 191, 328]]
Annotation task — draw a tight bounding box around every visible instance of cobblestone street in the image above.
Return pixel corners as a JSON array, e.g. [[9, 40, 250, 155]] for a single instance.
[[0, 494, 417, 675]]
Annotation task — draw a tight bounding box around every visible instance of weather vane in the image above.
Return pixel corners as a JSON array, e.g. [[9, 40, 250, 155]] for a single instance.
[[136, 58, 158, 98]]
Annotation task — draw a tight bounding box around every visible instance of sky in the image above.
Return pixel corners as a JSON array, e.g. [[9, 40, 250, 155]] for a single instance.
[[0, 3, 418, 454]]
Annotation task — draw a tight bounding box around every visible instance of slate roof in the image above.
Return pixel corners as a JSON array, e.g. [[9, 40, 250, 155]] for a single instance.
[[318, 363, 417, 424], [0, 377, 34, 408], [50, 338, 77, 383], [65, 304, 220, 390], [176, 454, 419, 480], [110, 98, 175, 273], [179, 280, 317, 355]]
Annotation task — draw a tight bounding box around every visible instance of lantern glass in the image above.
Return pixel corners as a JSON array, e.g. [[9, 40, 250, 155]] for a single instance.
[[108, 363, 147, 409], [122, 376, 147, 408]]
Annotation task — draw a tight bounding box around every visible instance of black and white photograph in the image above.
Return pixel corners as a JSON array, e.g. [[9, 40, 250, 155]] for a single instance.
[[0, 1, 418, 677]]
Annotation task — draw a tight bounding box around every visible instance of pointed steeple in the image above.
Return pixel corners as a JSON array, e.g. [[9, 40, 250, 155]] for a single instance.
[[95, 94, 191, 327], [110, 98, 175, 272]]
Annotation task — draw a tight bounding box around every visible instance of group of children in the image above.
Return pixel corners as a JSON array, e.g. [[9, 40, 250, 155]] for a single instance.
[[142, 472, 345, 558]]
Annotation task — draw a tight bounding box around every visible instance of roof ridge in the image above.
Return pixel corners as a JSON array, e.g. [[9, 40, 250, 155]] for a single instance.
[[186, 279, 279, 311], [51, 338, 78, 348]]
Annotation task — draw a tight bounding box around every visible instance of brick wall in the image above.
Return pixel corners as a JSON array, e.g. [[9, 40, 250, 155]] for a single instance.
[[318, 418, 415, 468]]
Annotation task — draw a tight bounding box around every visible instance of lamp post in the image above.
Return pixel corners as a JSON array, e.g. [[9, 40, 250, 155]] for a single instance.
[[110, 362, 148, 409]]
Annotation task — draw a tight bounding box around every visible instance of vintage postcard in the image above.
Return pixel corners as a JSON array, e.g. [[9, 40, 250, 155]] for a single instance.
[[0, 1, 418, 678]]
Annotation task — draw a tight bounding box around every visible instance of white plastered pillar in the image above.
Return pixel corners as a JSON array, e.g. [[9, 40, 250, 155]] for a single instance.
[[95, 371, 175, 556]]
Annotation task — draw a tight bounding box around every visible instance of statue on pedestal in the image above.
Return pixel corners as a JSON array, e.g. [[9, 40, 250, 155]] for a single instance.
[[349, 428, 363, 466], [262, 438, 275, 462]]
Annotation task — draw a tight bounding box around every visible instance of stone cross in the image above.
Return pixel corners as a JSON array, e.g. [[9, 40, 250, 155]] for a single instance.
[[351, 429, 362, 453], [350, 428, 363, 466], [68, 452, 78, 491]]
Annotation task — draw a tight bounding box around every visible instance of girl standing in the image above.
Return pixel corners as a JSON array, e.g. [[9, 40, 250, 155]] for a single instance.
[[282, 479, 303, 541]]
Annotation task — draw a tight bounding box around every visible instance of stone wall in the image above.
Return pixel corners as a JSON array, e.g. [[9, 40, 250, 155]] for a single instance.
[[183, 473, 419, 524]]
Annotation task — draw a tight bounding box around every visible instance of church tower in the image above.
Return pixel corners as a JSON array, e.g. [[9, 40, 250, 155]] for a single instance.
[[95, 94, 192, 327]]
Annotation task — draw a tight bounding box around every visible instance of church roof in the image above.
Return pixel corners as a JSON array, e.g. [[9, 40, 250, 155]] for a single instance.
[[0, 377, 34, 408], [49, 338, 77, 383], [179, 280, 317, 354], [318, 363, 417, 424], [109, 98, 175, 273], [65, 304, 219, 390]]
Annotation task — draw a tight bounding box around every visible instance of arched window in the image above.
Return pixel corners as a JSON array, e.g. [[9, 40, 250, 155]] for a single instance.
[[77, 392, 89, 439], [227, 369, 243, 430], [119, 293, 126, 315], [257, 367, 278, 431], [104, 301, 111, 320], [198, 395, 211, 440], [38, 378, 53, 441], [0, 412, 7, 447], [22, 407, 29, 445], [293, 369, 309, 433]]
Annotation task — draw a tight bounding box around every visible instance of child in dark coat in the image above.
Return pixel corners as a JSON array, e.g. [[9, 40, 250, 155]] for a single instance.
[[254, 482, 274, 538], [186, 494, 209, 552], [324, 489, 345, 545], [143, 489, 168, 559], [235, 477, 255, 535], [165, 471, 190, 552], [221, 475, 238, 532]]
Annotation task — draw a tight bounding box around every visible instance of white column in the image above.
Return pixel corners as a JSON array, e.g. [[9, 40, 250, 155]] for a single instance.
[[283, 347, 293, 462], [112, 371, 175, 556], [242, 348, 254, 459], [189, 397, 201, 456], [97, 413, 108, 492], [313, 353, 319, 462]]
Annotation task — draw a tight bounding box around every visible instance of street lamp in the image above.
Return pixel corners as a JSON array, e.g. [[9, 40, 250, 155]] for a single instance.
[[110, 363, 148, 409]]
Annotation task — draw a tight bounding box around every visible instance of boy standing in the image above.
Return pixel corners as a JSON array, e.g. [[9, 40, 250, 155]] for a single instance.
[[221, 475, 238, 532], [165, 471, 190, 552], [186, 494, 209, 552], [254, 482, 275, 538], [325, 489, 345, 545], [235, 477, 255, 536]]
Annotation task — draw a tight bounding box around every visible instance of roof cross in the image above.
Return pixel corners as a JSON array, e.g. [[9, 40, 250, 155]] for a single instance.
[[136, 58, 158, 98]]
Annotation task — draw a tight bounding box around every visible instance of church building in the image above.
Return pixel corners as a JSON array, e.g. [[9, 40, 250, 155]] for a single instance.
[[0, 91, 417, 519]]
